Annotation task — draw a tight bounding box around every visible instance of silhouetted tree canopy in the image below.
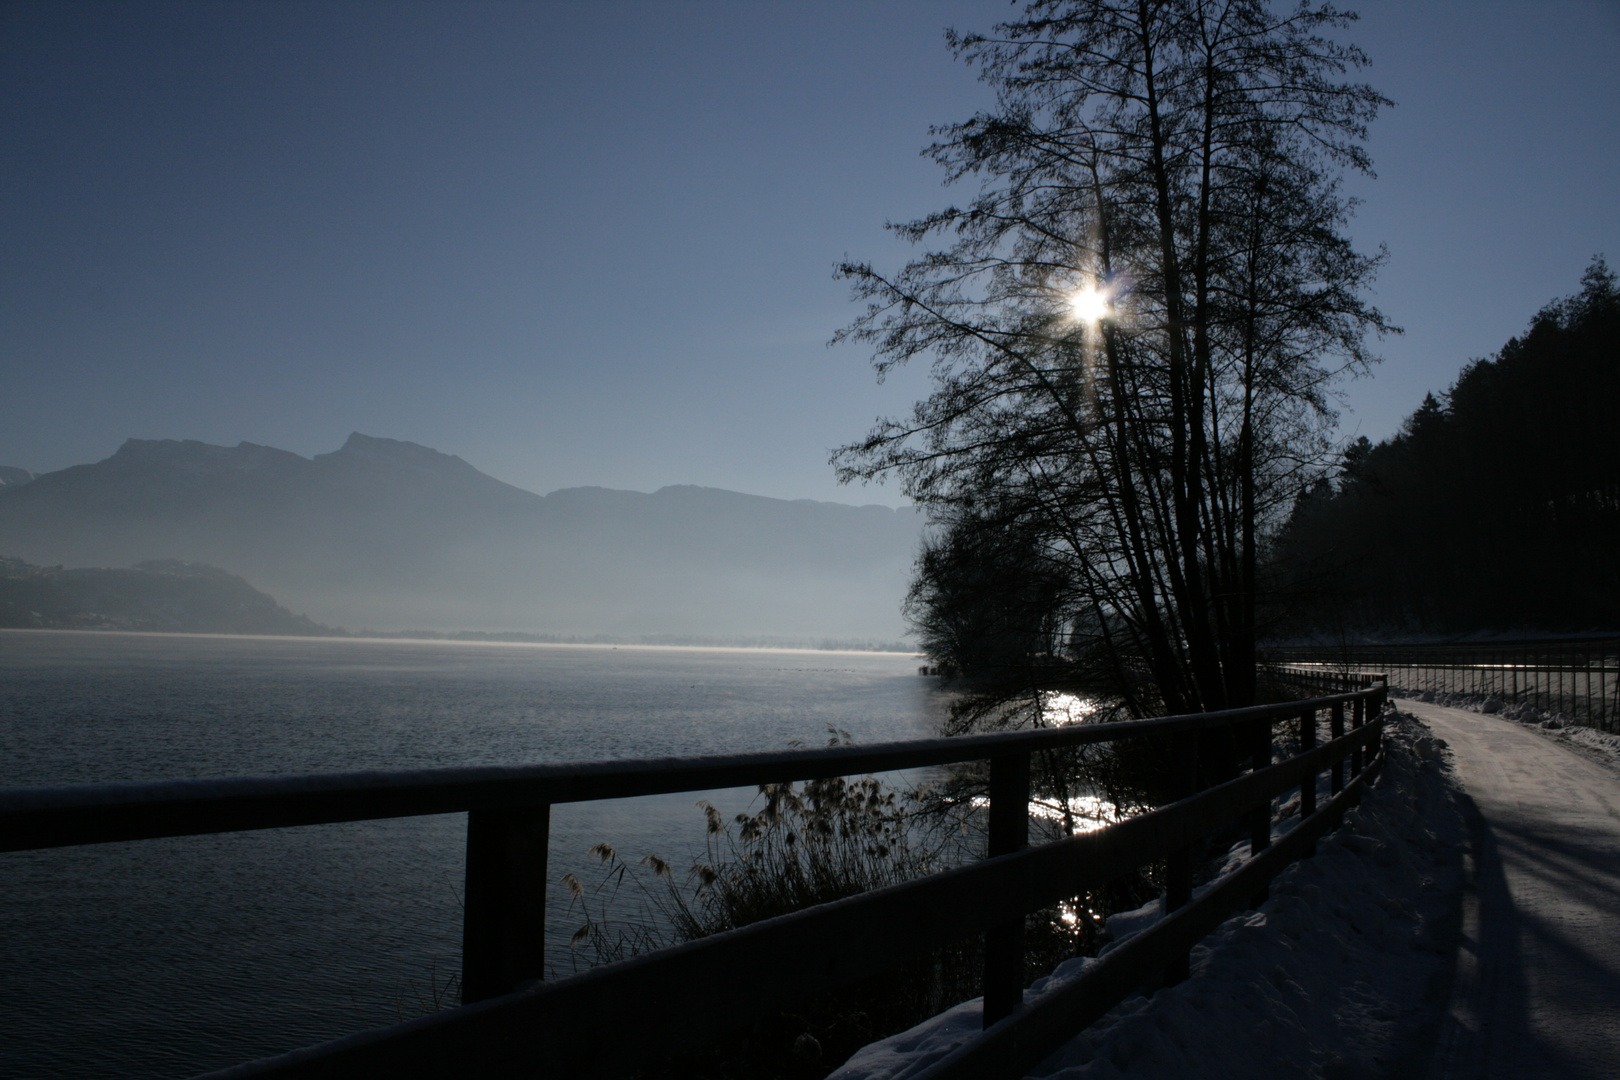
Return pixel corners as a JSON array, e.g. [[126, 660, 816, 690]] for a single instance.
[[1270, 258, 1620, 634], [836, 0, 1391, 717], [905, 502, 1069, 685]]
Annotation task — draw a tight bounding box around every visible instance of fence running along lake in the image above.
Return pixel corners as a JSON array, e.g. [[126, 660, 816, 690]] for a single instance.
[[1273, 638, 1618, 733], [0, 683, 1389, 1079]]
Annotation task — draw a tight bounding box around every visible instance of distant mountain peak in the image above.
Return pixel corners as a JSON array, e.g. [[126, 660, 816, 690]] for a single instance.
[[0, 466, 34, 489], [316, 433, 488, 480], [335, 432, 449, 458]]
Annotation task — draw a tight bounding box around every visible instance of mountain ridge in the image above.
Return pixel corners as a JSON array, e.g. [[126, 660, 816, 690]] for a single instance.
[[0, 435, 922, 639]]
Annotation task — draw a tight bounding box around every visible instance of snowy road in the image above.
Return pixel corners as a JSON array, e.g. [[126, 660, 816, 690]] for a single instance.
[[1404, 700, 1620, 1080]]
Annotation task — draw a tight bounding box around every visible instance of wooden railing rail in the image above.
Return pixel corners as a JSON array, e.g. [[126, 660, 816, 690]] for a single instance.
[[0, 683, 1388, 1078], [1, 698, 1373, 852], [193, 716, 1385, 1079], [1269, 663, 1386, 695]]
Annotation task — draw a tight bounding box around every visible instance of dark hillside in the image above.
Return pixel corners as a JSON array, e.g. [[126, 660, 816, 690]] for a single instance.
[[0, 557, 334, 635], [1270, 259, 1619, 635]]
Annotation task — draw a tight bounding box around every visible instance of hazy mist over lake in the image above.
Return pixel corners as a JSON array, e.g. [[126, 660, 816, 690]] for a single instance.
[[0, 435, 925, 641]]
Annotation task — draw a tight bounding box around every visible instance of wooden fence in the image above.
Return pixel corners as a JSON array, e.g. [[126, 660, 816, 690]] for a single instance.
[[1272, 638, 1617, 732], [0, 683, 1387, 1079]]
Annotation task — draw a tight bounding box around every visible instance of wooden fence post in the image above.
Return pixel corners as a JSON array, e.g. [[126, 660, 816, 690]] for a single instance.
[[1328, 702, 1346, 830], [1585, 646, 1595, 727], [1161, 730, 1200, 985], [1350, 697, 1364, 779], [1371, 684, 1386, 762], [983, 752, 1030, 1026], [1532, 649, 1540, 712], [462, 804, 551, 1004], [1606, 647, 1616, 733], [1249, 716, 1272, 908], [1299, 709, 1317, 858]]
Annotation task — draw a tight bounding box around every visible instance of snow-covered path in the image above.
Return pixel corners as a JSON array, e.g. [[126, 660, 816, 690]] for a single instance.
[[1403, 700, 1620, 1080], [833, 712, 1468, 1080]]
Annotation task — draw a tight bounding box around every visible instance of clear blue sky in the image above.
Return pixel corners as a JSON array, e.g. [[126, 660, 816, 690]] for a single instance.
[[4, 0, 1616, 506]]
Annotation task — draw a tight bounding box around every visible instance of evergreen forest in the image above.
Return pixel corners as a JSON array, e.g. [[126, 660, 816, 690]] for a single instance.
[[1268, 259, 1619, 637]]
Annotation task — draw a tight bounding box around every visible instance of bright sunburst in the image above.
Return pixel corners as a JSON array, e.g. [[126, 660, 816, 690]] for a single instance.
[[1068, 284, 1111, 324]]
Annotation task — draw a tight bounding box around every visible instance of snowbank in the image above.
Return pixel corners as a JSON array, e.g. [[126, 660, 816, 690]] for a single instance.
[[831, 714, 1465, 1080]]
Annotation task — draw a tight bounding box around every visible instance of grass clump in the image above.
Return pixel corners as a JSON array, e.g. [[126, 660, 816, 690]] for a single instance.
[[566, 773, 979, 1078], [673, 771, 931, 937], [559, 730, 1154, 1079]]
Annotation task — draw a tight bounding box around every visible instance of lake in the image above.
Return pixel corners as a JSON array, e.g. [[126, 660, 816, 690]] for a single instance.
[[0, 630, 949, 1079]]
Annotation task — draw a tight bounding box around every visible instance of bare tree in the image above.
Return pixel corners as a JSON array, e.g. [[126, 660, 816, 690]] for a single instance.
[[835, 0, 1394, 720]]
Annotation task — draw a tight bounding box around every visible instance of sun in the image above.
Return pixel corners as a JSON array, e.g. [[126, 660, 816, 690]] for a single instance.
[[1068, 284, 1111, 324]]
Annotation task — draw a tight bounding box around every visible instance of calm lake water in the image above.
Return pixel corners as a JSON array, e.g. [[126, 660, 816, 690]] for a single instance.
[[0, 630, 949, 1079]]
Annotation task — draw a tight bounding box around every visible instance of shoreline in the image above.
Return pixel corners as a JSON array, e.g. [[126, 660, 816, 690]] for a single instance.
[[0, 624, 921, 657]]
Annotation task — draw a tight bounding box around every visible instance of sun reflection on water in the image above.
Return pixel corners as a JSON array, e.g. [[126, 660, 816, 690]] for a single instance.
[[1040, 691, 1098, 725], [967, 792, 1121, 834], [1029, 793, 1119, 833]]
